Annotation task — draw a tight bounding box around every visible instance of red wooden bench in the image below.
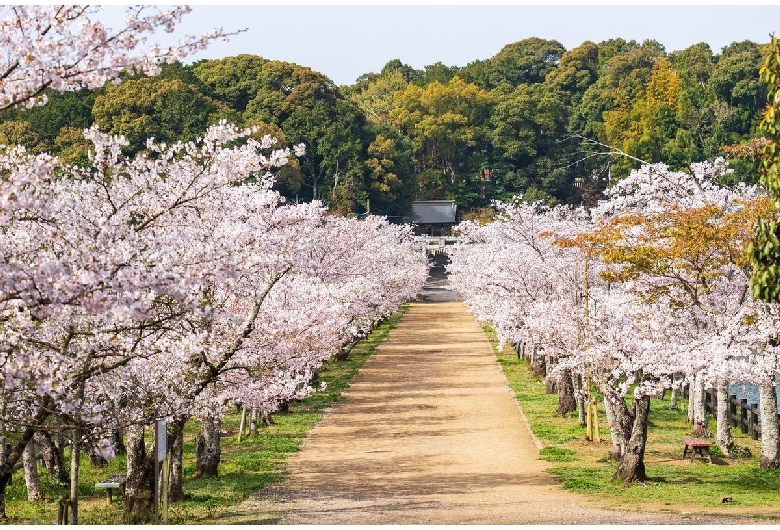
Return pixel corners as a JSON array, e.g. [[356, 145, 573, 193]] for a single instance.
[[682, 437, 712, 463]]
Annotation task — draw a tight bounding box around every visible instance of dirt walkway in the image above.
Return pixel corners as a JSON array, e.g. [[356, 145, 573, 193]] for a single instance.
[[225, 301, 759, 525]]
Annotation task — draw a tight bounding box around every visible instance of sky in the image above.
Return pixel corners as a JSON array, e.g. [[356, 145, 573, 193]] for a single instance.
[[104, 3, 780, 86]]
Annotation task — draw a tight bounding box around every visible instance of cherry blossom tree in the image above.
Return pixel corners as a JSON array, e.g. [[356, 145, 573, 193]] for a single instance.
[[0, 5, 426, 521], [0, 6, 297, 521], [450, 156, 780, 482], [0, 121, 311, 520]]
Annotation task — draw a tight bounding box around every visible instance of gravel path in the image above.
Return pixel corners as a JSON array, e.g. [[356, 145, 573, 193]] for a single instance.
[[224, 300, 768, 525]]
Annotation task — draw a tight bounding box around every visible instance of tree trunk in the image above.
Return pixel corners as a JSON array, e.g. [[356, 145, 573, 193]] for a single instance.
[[529, 348, 546, 377], [0, 476, 8, 520], [88, 444, 108, 469], [34, 431, 68, 484], [692, 372, 707, 432], [195, 417, 221, 479], [575, 374, 586, 427], [0, 429, 38, 520], [602, 394, 623, 461], [112, 430, 127, 456], [238, 407, 247, 443], [692, 374, 707, 427], [693, 375, 707, 432], [168, 417, 186, 502], [22, 440, 44, 502], [334, 342, 353, 362], [759, 381, 780, 470], [557, 369, 576, 417], [715, 379, 734, 456], [613, 394, 650, 483], [686, 381, 695, 424], [249, 408, 258, 437], [669, 385, 678, 410], [124, 425, 155, 524], [0, 435, 14, 520], [69, 429, 80, 525], [0, 400, 54, 519]]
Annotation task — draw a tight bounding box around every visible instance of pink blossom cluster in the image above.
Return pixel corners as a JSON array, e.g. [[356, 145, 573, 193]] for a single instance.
[[0, 6, 232, 111]]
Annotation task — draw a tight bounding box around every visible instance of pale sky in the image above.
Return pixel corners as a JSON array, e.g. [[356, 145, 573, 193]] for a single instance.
[[105, 3, 780, 86]]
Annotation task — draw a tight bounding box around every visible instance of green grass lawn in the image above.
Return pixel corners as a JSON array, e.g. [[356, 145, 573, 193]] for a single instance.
[[2, 306, 408, 525], [487, 327, 780, 520]]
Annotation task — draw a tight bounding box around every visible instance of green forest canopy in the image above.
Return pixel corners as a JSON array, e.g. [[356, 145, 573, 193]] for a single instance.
[[0, 37, 770, 219]]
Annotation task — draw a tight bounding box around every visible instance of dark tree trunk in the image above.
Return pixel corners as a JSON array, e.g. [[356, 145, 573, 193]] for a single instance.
[[529, 355, 546, 377], [613, 395, 651, 483], [168, 417, 187, 502], [557, 369, 577, 417], [0, 400, 54, 519], [0, 425, 44, 519], [261, 411, 275, 426], [526, 342, 546, 377], [112, 430, 127, 456], [195, 417, 221, 479], [0, 437, 12, 518], [34, 431, 68, 484], [124, 425, 155, 524], [0, 472, 10, 521], [88, 446, 108, 469], [334, 342, 353, 361]]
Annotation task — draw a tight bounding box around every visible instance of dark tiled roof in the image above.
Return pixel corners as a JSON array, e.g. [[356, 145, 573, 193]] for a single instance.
[[410, 201, 457, 224]]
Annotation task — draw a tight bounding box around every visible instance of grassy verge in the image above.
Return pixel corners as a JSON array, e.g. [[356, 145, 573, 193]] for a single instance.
[[485, 326, 780, 520], [3, 305, 409, 525]]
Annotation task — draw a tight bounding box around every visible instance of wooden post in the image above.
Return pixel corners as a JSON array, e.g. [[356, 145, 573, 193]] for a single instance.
[[162, 457, 169, 524], [238, 407, 247, 443], [751, 404, 760, 440], [729, 394, 738, 427], [154, 426, 159, 525]]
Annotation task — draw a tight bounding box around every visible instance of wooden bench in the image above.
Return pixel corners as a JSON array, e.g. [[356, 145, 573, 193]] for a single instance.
[[94, 473, 127, 504], [682, 437, 712, 463]]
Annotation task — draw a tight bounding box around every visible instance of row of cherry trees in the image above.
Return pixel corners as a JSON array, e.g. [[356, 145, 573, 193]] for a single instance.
[[2, 117, 428, 524], [0, 5, 429, 522], [449, 158, 780, 482]]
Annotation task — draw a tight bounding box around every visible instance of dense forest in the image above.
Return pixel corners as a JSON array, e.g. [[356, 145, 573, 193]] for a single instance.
[[0, 37, 769, 219]]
